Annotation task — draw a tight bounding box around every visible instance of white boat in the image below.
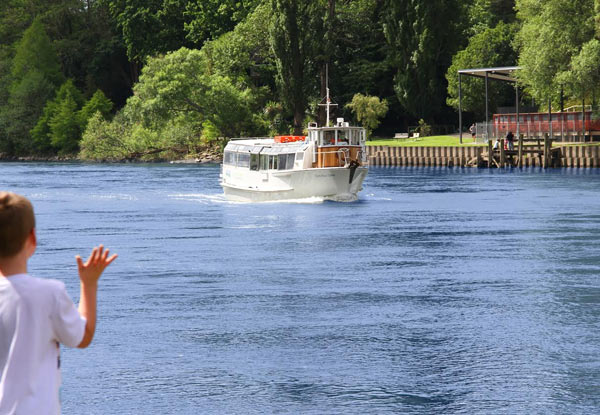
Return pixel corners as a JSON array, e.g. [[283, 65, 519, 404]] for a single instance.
[[220, 117, 368, 202]]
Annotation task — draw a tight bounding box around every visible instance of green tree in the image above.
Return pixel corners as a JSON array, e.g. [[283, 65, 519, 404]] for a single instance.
[[335, 0, 394, 105], [270, 0, 324, 134], [49, 92, 81, 154], [130, 47, 259, 137], [345, 93, 388, 137], [446, 22, 518, 117], [78, 89, 114, 131], [1, 18, 63, 155], [108, 0, 191, 63], [184, 0, 261, 44], [516, 0, 596, 101], [468, 0, 516, 35], [80, 47, 265, 161], [0, 0, 32, 121], [200, 2, 276, 89], [31, 79, 84, 154], [383, 0, 468, 123], [80, 111, 138, 160]]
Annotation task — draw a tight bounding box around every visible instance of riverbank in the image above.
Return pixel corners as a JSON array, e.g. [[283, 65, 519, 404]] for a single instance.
[[0, 142, 223, 163], [366, 143, 600, 168]]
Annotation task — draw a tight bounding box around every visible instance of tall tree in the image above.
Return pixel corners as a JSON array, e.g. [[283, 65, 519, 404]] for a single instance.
[[127, 48, 259, 138], [1, 17, 63, 155], [383, 0, 468, 123], [446, 22, 518, 117], [270, 0, 324, 134], [31, 79, 85, 154], [184, 0, 261, 44], [78, 89, 114, 131], [516, 0, 596, 101], [468, 0, 516, 35], [107, 0, 192, 65], [334, 0, 395, 120]]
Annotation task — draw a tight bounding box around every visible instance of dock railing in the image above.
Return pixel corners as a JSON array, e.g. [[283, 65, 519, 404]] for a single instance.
[[474, 119, 598, 143]]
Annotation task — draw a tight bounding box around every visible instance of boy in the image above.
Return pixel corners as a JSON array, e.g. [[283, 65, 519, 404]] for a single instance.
[[0, 191, 117, 414]]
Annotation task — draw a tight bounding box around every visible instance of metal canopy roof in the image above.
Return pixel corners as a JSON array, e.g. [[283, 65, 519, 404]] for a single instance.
[[458, 66, 521, 83]]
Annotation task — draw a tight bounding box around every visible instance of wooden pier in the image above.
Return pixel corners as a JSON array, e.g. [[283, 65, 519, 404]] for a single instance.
[[479, 137, 559, 168]]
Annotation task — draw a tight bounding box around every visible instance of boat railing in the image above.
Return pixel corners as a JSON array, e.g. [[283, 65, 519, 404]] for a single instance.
[[339, 148, 349, 167], [357, 149, 367, 164]]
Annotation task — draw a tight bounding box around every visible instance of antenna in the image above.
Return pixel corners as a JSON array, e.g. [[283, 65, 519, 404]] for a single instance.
[[318, 64, 337, 127]]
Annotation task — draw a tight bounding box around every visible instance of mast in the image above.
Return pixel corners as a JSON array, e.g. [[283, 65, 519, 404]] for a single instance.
[[318, 64, 337, 127]]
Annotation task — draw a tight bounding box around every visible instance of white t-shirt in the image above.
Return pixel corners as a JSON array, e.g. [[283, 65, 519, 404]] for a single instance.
[[0, 274, 86, 415]]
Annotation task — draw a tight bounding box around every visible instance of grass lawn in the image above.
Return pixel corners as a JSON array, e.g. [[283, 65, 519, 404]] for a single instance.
[[367, 135, 482, 147]]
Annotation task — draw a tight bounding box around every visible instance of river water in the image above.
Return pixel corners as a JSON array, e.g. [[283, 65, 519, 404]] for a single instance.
[[2, 162, 600, 414]]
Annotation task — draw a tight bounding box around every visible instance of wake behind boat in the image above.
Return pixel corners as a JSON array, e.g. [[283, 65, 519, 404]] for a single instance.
[[220, 118, 368, 202]]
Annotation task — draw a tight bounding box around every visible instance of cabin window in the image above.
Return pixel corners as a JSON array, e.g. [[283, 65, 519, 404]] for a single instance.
[[250, 154, 259, 171], [296, 152, 304, 161], [338, 130, 348, 144], [260, 154, 269, 170], [237, 153, 250, 168], [323, 131, 335, 145], [568, 114, 575, 120], [278, 154, 287, 170], [269, 155, 278, 170], [276, 154, 294, 170], [224, 151, 235, 165], [286, 153, 295, 169]]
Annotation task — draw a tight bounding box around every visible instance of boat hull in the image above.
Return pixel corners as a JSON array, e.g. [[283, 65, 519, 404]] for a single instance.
[[221, 167, 368, 202]]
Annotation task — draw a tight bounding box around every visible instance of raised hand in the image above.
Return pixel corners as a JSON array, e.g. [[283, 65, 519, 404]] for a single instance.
[[76, 245, 117, 285]]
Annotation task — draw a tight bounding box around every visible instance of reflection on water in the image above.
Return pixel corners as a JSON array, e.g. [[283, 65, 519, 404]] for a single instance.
[[1, 163, 599, 414]]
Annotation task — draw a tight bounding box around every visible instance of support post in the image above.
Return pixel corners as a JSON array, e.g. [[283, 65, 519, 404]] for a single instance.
[[548, 98, 553, 140], [515, 83, 520, 139], [485, 72, 489, 139], [582, 95, 586, 142], [500, 139, 505, 168], [488, 137, 493, 168], [458, 73, 463, 144], [518, 135, 523, 167]]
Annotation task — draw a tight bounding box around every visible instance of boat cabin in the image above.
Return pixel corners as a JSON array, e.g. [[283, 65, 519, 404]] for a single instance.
[[223, 142, 311, 172], [307, 120, 366, 168], [223, 119, 366, 172]]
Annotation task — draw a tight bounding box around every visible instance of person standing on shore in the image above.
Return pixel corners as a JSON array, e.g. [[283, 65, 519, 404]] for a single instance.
[[506, 130, 514, 150], [0, 191, 117, 414]]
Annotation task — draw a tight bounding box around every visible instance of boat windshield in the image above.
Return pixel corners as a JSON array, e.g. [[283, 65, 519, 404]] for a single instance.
[[314, 128, 364, 146]]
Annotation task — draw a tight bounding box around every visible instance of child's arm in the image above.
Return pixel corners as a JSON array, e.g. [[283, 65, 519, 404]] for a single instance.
[[75, 245, 117, 348]]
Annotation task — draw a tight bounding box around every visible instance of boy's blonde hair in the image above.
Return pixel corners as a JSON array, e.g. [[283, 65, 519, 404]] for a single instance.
[[0, 192, 35, 258]]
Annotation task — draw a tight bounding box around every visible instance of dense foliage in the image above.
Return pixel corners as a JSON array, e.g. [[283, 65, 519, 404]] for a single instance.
[[0, 0, 599, 159], [516, 0, 599, 103]]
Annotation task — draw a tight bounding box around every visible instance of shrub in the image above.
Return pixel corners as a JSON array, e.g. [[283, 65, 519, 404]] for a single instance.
[[345, 93, 388, 137]]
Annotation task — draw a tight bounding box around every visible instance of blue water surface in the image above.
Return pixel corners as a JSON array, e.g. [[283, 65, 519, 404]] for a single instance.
[[2, 163, 599, 414]]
